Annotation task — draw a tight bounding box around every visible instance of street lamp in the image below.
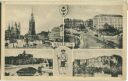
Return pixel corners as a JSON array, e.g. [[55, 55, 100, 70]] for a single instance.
[[59, 5, 69, 45]]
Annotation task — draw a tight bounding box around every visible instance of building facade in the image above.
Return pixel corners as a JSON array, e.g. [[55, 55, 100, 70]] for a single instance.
[[37, 31, 49, 40], [64, 18, 85, 31], [5, 51, 33, 65], [5, 22, 21, 41], [25, 12, 37, 41], [5, 51, 53, 68], [49, 26, 62, 42], [84, 19, 93, 28], [93, 14, 123, 31], [73, 55, 122, 77]]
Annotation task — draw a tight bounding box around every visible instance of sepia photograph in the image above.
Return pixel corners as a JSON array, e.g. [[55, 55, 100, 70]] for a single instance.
[[4, 4, 123, 49], [73, 50, 122, 77], [1, 0, 126, 81], [4, 49, 54, 76], [54, 46, 72, 76]]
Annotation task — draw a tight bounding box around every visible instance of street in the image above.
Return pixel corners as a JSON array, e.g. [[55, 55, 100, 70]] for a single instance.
[[79, 29, 119, 49]]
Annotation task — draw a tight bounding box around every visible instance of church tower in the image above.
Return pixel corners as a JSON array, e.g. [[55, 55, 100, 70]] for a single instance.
[[28, 10, 36, 35]]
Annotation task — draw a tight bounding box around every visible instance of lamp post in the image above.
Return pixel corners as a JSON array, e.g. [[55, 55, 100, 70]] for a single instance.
[[59, 5, 69, 46]]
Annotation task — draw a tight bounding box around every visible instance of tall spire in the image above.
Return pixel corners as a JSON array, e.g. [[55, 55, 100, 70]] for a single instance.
[[11, 21, 14, 30], [8, 23, 11, 30], [23, 50, 26, 54], [31, 8, 34, 21], [18, 22, 21, 30], [14, 22, 18, 32], [15, 22, 17, 28], [11, 21, 13, 27], [28, 7, 36, 35]]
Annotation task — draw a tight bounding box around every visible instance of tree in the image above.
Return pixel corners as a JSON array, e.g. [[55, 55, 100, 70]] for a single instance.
[[99, 23, 122, 36]]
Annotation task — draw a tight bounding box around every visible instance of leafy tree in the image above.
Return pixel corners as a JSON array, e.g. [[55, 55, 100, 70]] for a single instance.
[[99, 23, 122, 36]]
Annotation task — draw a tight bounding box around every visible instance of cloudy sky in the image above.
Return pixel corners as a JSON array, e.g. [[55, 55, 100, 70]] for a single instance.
[[5, 4, 123, 35]]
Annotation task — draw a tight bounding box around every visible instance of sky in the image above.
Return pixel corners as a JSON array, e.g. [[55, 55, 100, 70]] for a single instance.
[[5, 49, 54, 58], [5, 4, 123, 35], [73, 50, 122, 59], [5, 49, 122, 59]]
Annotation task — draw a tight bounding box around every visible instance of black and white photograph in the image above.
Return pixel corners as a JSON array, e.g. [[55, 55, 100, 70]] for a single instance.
[[4, 4, 123, 49], [73, 50, 122, 77], [54, 46, 72, 76], [5, 50, 54, 76], [1, 0, 126, 81]]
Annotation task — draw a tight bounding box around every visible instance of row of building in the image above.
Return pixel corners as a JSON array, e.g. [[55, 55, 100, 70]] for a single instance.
[[93, 14, 123, 31], [73, 55, 122, 70], [5, 13, 123, 44], [64, 14, 123, 31], [5, 22, 21, 41], [5, 51, 53, 66], [73, 55, 122, 77], [5, 11, 37, 42]]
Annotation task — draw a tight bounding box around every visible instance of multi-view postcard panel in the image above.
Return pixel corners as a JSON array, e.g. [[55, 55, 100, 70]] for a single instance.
[[4, 49, 123, 77], [1, 1, 126, 81], [4, 4, 123, 49], [5, 49, 54, 76], [72, 50, 122, 77]]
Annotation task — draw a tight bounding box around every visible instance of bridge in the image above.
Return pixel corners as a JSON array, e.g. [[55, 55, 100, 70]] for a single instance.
[[5, 64, 53, 76]]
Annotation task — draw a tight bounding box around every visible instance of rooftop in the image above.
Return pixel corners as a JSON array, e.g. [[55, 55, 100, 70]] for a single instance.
[[94, 14, 123, 17]]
